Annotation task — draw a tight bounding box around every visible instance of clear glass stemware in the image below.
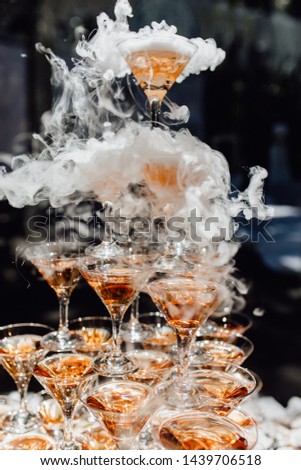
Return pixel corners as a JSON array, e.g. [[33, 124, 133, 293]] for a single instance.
[[78, 256, 152, 376], [33, 351, 95, 450], [147, 275, 219, 407], [118, 35, 197, 126], [24, 241, 86, 352], [0, 322, 53, 433]]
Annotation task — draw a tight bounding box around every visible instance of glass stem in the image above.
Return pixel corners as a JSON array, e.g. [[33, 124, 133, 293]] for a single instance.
[[118, 437, 137, 450], [58, 294, 70, 335], [103, 201, 113, 243], [150, 98, 160, 127], [16, 379, 30, 414], [130, 295, 140, 324], [111, 313, 122, 354], [63, 412, 74, 449], [176, 332, 192, 382]]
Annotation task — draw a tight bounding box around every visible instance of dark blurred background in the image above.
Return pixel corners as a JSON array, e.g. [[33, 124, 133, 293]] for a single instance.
[[0, 0, 301, 403]]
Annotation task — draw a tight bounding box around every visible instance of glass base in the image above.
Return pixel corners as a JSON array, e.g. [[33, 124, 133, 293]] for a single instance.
[[58, 440, 82, 450], [120, 321, 154, 343], [86, 241, 123, 259], [93, 351, 139, 377], [169, 344, 213, 366], [41, 330, 84, 352], [156, 376, 205, 409], [189, 342, 214, 365], [2, 409, 39, 434]]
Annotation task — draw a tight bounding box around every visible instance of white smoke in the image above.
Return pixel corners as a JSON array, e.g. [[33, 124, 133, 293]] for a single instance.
[[0, 0, 271, 263]]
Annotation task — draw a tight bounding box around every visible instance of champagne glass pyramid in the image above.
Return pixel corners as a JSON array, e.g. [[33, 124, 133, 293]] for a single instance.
[[78, 256, 151, 376], [147, 274, 219, 407], [25, 242, 85, 352], [118, 35, 197, 125]]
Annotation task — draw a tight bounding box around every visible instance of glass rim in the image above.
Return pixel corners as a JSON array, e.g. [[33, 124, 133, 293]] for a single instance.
[[0, 322, 54, 332], [117, 34, 198, 56], [198, 332, 254, 347], [33, 352, 96, 383], [210, 312, 253, 330], [79, 379, 154, 410], [77, 257, 152, 275], [151, 403, 257, 449], [188, 362, 257, 398], [22, 241, 88, 260], [69, 315, 112, 324]]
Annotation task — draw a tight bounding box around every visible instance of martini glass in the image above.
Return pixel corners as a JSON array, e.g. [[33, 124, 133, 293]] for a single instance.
[[151, 402, 257, 450], [198, 313, 253, 342], [139, 311, 177, 353], [33, 352, 95, 450], [69, 316, 112, 357], [80, 380, 156, 450], [187, 362, 257, 408], [192, 334, 254, 366], [125, 349, 175, 387], [24, 241, 85, 352], [118, 35, 197, 126], [147, 275, 219, 407], [77, 256, 152, 376], [0, 323, 53, 433], [0, 432, 55, 450]]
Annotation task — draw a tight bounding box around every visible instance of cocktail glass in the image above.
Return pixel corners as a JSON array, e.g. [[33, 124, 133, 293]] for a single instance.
[[80, 380, 156, 449], [187, 361, 257, 407], [33, 352, 95, 450], [198, 313, 253, 342], [191, 334, 254, 366], [139, 311, 177, 353], [24, 241, 85, 351], [125, 349, 175, 387], [118, 35, 197, 126], [151, 402, 257, 450], [78, 256, 152, 376], [0, 323, 53, 433], [69, 316, 112, 357], [0, 432, 55, 450], [147, 275, 219, 407]]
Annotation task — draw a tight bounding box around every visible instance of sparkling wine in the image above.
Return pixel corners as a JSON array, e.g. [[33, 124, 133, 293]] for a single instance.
[[127, 50, 192, 102], [193, 370, 251, 401], [0, 334, 42, 355], [86, 381, 152, 441], [143, 162, 179, 192], [81, 269, 138, 317], [74, 327, 112, 353], [34, 354, 93, 379], [0, 435, 54, 450], [34, 354, 93, 413], [33, 257, 81, 297], [200, 319, 247, 342], [151, 282, 217, 338], [197, 341, 246, 365], [158, 414, 248, 450], [79, 427, 117, 450]]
